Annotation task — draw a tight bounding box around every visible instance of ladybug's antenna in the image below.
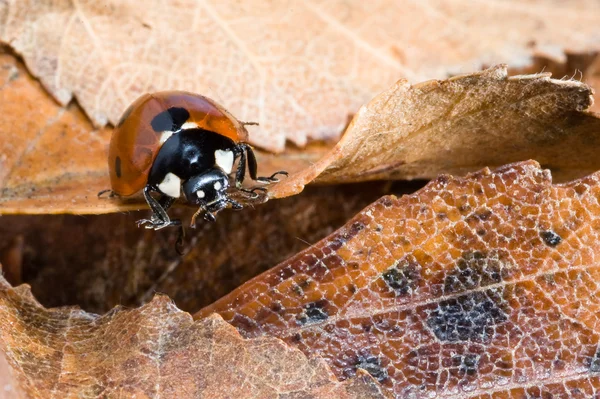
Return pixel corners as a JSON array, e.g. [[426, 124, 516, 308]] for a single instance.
[[241, 121, 259, 126]]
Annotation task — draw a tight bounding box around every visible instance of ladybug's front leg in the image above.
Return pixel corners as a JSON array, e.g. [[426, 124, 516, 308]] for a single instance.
[[233, 143, 288, 198], [137, 186, 181, 230]]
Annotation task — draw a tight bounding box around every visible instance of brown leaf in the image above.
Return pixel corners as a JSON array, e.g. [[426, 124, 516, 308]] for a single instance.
[[2, 1, 600, 151], [0, 50, 321, 215], [200, 161, 600, 397], [2, 52, 600, 216], [268, 65, 600, 198], [586, 54, 600, 114], [0, 277, 390, 398]]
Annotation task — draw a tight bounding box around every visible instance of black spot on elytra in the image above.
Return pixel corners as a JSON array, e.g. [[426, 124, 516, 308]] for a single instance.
[[115, 156, 122, 178], [540, 230, 562, 247], [444, 251, 505, 295], [297, 300, 329, 324], [116, 104, 135, 127], [452, 353, 480, 376], [426, 289, 508, 343], [150, 107, 190, 132], [382, 257, 421, 296], [355, 354, 388, 382], [585, 347, 600, 373]]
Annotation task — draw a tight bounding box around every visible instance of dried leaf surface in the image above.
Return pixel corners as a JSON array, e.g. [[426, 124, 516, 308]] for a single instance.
[[268, 65, 600, 198], [1, 1, 600, 150], [0, 51, 322, 215], [2, 54, 600, 216], [0, 277, 390, 399], [201, 161, 600, 398]]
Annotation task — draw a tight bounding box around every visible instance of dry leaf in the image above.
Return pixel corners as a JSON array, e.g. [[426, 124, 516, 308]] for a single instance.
[[200, 161, 600, 398], [268, 65, 600, 198], [1, 1, 600, 151], [2, 53, 600, 216], [586, 55, 600, 113], [0, 50, 322, 215], [0, 276, 390, 398]]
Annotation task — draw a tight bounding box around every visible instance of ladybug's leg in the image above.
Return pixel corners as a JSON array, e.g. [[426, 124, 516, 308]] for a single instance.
[[233, 144, 287, 198], [238, 144, 288, 184], [234, 146, 247, 189], [97, 189, 118, 198], [137, 186, 181, 230], [158, 195, 176, 211]]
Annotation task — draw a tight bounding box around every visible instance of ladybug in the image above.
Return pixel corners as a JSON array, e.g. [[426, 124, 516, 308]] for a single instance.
[[102, 91, 286, 230]]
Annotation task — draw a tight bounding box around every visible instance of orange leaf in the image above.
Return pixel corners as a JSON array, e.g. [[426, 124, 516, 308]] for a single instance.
[[200, 161, 600, 397]]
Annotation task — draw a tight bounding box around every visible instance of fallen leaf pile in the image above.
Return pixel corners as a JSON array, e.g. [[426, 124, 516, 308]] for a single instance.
[[3, 1, 600, 398], [201, 161, 600, 398]]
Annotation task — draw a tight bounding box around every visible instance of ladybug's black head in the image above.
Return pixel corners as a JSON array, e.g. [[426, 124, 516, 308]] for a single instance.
[[183, 168, 230, 208]]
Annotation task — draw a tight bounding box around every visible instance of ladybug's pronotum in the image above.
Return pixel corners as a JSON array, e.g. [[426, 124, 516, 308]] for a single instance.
[[101, 91, 286, 231]]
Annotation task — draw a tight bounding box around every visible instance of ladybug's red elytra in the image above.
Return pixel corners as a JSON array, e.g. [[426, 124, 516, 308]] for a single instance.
[[102, 91, 286, 230]]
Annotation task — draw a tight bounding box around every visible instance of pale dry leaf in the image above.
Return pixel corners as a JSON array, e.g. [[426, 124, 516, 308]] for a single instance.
[[1, 0, 599, 151], [0, 50, 322, 215], [268, 65, 600, 198], [0, 276, 390, 399], [201, 161, 600, 398]]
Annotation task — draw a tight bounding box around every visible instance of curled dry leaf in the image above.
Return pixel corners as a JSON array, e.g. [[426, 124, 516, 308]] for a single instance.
[[1, 1, 600, 151], [268, 65, 600, 198], [0, 277, 391, 399], [2, 52, 600, 216], [201, 161, 600, 398]]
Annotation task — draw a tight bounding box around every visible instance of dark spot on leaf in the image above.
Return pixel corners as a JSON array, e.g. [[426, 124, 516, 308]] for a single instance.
[[348, 284, 357, 294], [540, 230, 562, 247], [585, 347, 600, 373], [329, 219, 367, 251], [381, 197, 393, 207], [452, 353, 480, 376], [426, 289, 508, 343], [382, 256, 421, 296], [297, 300, 329, 324], [444, 251, 505, 294], [270, 301, 283, 312], [475, 209, 492, 220], [150, 107, 190, 132], [115, 156, 122, 178], [355, 354, 388, 382]]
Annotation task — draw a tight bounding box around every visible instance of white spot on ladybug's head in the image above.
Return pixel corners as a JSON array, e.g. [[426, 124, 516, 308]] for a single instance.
[[180, 121, 198, 130], [160, 130, 174, 144], [215, 150, 234, 174], [214, 181, 222, 191], [197, 190, 205, 199], [157, 172, 181, 198]]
